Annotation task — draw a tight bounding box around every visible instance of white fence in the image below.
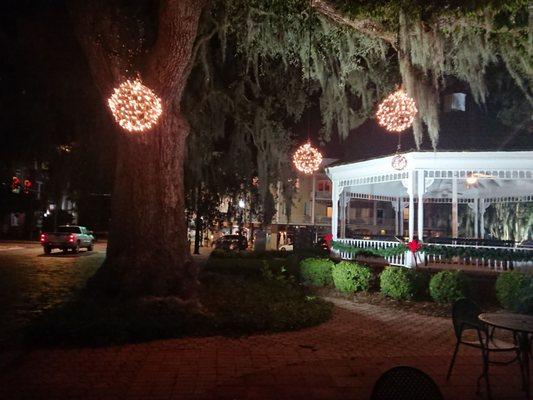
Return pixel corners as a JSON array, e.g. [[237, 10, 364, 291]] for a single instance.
[[334, 238, 406, 266], [335, 238, 533, 271], [423, 243, 533, 272]]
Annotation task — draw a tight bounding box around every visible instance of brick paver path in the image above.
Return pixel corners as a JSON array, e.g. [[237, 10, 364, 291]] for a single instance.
[[0, 297, 528, 400]]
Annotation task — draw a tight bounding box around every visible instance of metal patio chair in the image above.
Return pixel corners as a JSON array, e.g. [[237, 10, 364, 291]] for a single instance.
[[370, 366, 443, 400], [446, 298, 520, 398]]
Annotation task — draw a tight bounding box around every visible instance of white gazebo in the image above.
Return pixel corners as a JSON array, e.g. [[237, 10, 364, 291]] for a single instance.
[[326, 151, 533, 269]]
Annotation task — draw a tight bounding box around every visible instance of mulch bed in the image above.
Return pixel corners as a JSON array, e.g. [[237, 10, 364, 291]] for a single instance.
[[312, 286, 502, 319]]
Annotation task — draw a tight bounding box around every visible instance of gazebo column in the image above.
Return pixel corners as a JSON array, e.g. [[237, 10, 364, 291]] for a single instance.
[[400, 201, 405, 236], [479, 199, 490, 239], [373, 200, 377, 234], [451, 175, 458, 238], [408, 171, 416, 241], [417, 171, 425, 240], [331, 182, 339, 240], [340, 191, 347, 239], [391, 199, 401, 235], [467, 199, 480, 238]]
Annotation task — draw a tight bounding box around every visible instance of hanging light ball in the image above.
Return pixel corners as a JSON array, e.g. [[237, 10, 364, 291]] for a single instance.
[[376, 89, 417, 132], [108, 78, 162, 132], [293, 142, 323, 174]]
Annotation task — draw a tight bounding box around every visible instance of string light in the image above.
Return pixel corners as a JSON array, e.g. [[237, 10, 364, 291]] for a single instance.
[[466, 175, 478, 185], [293, 142, 323, 174], [108, 79, 162, 132], [376, 89, 417, 132]]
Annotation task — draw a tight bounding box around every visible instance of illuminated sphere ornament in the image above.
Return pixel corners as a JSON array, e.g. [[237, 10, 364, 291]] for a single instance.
[[293, 142, 323, 174], [108, 79, 162, 132], [376, 89, 417, 132]]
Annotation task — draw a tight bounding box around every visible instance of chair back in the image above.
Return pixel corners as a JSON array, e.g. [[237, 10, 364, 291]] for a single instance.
[[370, 366, 443, 400], [451, 298, 483, 339]]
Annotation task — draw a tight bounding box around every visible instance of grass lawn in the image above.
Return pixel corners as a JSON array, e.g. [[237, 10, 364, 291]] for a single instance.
[[21, 261, 332, 347]]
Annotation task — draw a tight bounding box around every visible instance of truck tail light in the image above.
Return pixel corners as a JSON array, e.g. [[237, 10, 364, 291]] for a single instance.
[[69, 234, 75, 243]]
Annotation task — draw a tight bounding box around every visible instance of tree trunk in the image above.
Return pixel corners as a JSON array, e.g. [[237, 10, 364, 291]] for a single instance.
[[71, 0, 205, 298]]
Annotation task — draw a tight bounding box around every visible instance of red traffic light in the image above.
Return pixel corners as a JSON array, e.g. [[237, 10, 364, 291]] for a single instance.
[[12, 177, 21, 193], [23, 179, 32, 194]]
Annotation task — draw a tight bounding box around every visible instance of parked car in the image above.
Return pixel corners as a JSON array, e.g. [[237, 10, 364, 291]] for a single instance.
[[279, 243, 293, 251], [40, 225, 95, 254], [278, 237, 329, 252], [214, 235, 248, 251]]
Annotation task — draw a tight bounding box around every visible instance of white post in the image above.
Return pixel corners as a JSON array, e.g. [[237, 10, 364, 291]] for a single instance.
[[311, 173, 316, 225], [340, 191, 346, 239], [400, 201, 405, 237], [346, 197, 350, 225], [417, 170, 425, 241], [373, 200, 377, 231], [408, 171, 415, 241], [479, 199, 490, 239], [452, 175, 458, 238], [392, 199, 400, 235], [331, 182, 339, 240], [474, 198, 479, 239]]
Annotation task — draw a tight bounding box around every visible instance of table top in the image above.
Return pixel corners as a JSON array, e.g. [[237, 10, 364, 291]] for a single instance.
[[479, 312, 533, 333]]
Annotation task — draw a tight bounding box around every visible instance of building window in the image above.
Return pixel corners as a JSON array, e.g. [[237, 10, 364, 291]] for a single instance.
[[326, 206, 332, 218], [377, 209, 384, 224], [317, 180, 331, 192]]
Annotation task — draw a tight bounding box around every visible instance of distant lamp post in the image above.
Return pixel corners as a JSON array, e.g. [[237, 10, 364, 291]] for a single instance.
[[238, 199, 245, 236]]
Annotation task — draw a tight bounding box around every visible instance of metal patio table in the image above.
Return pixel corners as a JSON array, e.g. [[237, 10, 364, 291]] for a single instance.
[[479, 312, 533, 398]]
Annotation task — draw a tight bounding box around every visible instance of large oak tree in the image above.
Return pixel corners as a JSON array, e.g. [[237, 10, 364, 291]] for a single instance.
[[71, 0, 205, 297]]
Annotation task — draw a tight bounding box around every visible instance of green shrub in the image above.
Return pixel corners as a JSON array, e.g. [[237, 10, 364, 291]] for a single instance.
[[495, 271, 533, 313], [300, 258, 334, 286], [380, 266, 419, 300], [331, 261, 372, 293], [429, 270, 469, 304]]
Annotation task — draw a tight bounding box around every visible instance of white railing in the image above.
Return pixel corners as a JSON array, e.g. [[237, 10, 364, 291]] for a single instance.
[[335, 238, 406, 266], [424, 243, 533, 272], [335, 238, 533, 272]]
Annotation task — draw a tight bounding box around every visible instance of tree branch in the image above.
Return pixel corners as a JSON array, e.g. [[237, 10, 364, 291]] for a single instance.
[[310, 0, 397, 49], [145, 0, 206, 100]]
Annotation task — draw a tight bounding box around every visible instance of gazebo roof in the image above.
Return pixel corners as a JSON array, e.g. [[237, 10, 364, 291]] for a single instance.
[[326, 151, 533, 201]]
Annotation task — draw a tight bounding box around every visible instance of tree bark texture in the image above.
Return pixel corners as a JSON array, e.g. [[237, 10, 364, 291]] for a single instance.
[[71, 0, 205, 297]]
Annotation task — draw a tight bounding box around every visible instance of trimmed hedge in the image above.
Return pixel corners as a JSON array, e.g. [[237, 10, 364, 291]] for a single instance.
[[429, 270, 469, 304], [331, 261, 372, 293], [495, 272, 533, 314], [380, 266, 419, 300], [300, 258, 334, 286]]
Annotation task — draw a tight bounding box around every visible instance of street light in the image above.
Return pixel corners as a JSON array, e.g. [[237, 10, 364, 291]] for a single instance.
[[237, 199, 245, 237]]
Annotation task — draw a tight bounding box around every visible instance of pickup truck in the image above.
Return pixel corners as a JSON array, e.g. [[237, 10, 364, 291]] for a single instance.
[[40, 225, 95, 254]]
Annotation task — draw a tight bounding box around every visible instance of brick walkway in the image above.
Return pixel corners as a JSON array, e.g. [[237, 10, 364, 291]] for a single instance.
[[0, 298, 528, 400]]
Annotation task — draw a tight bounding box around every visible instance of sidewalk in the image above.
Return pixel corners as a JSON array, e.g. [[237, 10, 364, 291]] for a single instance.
[[0, 297, 528, 400]]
